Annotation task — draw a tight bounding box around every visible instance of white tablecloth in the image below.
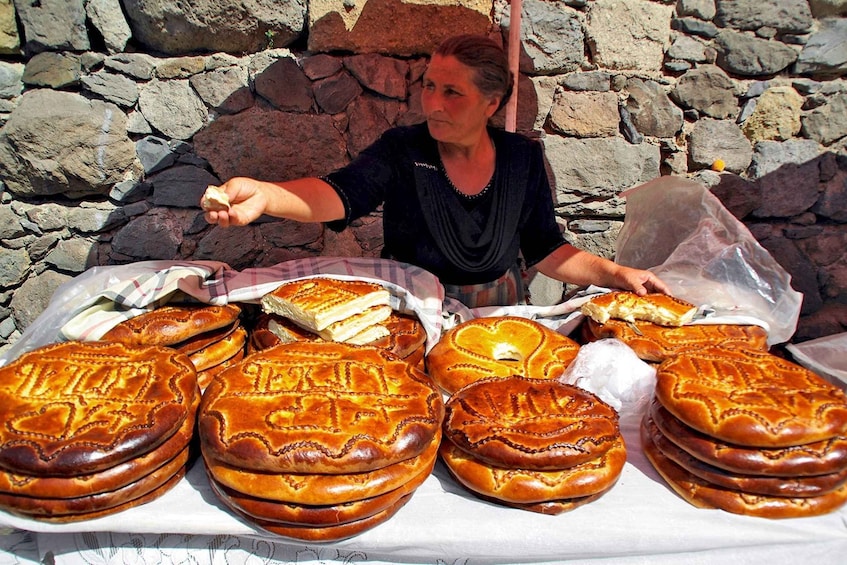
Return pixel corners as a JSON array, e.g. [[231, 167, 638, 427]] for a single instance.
[[2, 259, 845, 564]]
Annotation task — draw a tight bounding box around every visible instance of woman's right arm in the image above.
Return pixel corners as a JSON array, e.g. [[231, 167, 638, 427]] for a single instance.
[[202, 176, 346, 228]]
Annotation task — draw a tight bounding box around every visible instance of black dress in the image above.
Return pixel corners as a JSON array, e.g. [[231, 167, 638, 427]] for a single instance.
[[323, 123, 566, 288]]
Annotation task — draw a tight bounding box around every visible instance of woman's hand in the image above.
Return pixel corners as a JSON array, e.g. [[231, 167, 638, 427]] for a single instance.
[[611, 265, 671, 296], [202, 177, 270, 228]]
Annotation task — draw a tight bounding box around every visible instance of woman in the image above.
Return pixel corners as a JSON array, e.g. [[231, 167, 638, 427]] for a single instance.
[[203, 35, 669, 307]]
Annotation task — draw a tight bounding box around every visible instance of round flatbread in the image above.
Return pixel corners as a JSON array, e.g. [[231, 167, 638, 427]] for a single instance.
[[443, 376, 620, 470], [209, 459, 429, 527], [0, 393, 197, 499], [198, 341, 443, 474], [585, 319, 769, 363], [439, 436, 626, 504], [426, 316, 580, 395], [655, 347, 847, 448], [641, 415, 847, 519], [101, 304, 242, 347], [644, 411, 847, 497], [0, 341, 198, 476], [203, 430, 439, 505], [649, 397, 847, 477]]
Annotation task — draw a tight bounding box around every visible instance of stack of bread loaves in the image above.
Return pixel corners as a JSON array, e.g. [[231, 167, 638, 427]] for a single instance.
[[0, 341, 199, 522], [101, 303, 246, 390], [426, 316, 581, 395], [440, 376, 626, 514], [580, 291, 769, 362], [642, 346, 847, 518], [254, 277, 427, 369], [198, 341, 444, 541]]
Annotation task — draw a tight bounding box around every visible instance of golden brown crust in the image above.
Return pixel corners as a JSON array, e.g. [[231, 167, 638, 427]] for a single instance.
[[203, 430, 439, 505], [195, 349, 245, 392], [426, 316, 581, 395], [641, 414, 847, 518], [585, 319, 769, 362], [172, 321, 239, 356], [655, 347, 847, 448], [644, 412, 847, 497], [490, 488, 609, 515], [443, 376, 620, 470], [439, 436, 626, 503], [649, 398, 847, 477], [198, 341, 443, 474], [0, 341, 198, 476], [0, 393, 197, 498], [581, 291, 697, 327], [0, 445, 190, 517], [4, 467, 187, 523], [187, 326, 247, 372], [102, 304, 242, 347], [250, 492, 413, 542], [208, 457, 430, 526]]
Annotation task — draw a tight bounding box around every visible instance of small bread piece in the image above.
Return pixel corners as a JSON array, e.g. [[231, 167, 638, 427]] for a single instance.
[[443, 376, 620, 470], [201, 185, 230, 211], [641, 415, 847, 519], [649, 398, 847, 478], [581, 291, 697, 327], [187, 326, 247, 372], [585, 319, 769, 362], [655, 347, 847, 448], [261, 278, 391, 332]]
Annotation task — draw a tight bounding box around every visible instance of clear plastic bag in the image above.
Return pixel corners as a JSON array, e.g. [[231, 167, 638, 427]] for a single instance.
[[615, 176, 802, 346]]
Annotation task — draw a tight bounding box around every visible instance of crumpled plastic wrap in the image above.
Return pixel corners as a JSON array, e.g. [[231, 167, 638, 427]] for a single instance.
[[615, 176, 803, 346], [559, 338, 656, 419]]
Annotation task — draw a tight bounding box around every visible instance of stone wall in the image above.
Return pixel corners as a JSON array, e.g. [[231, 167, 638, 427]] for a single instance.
[[0, 0, 845, 357]]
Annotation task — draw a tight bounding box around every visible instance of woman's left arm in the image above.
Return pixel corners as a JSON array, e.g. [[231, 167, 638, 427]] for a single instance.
[[535, 243, 670, 295]]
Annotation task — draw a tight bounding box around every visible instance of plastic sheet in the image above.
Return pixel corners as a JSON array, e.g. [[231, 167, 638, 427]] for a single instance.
[[616, 176, 802, 346]]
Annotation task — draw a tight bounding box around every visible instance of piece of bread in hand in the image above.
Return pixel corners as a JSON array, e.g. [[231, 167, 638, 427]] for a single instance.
[[201, 185, 230, 211], [581, 291, 697, 327]]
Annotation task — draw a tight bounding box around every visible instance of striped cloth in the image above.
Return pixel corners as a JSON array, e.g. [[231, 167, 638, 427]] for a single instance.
[[0, 257, 605, 367]]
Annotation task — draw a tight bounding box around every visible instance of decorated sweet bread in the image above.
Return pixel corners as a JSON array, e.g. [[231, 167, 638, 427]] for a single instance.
[[655, 347, 847, 448], [0, 341, 198, 476], [584, 318, 768, 362], [101, 303, 242, 347], [198, 341, 443, 474], [426, 316, 580, 395]]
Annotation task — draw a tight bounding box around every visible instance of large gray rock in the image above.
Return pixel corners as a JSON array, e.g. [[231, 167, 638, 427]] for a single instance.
[[688, 118, 753, 172], [543, 135, 660, 216], [586, 0, 673, 71], [795, 18, 847, 78], [13, 0, 89, 54], [801, 92, 847, 145], [671, 65, 738, 119], [122, 0, 306, 55], [715, 30, 799, 76], [501, 0, 585, 74], [715, 0, 814, 34], [85, 0, 131, 54], [193, 106, 348, 182], [137, 79, 208, 140], [0, 90, 140, 198], [625, 78, 684, 138], [9, 269, 71, 330]]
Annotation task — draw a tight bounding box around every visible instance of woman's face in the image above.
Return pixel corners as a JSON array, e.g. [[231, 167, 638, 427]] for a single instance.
[[421, 54, 500, 146]]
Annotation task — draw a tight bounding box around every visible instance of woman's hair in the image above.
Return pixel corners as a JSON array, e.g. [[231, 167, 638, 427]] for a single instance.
[[434, 34, 514, 112]]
